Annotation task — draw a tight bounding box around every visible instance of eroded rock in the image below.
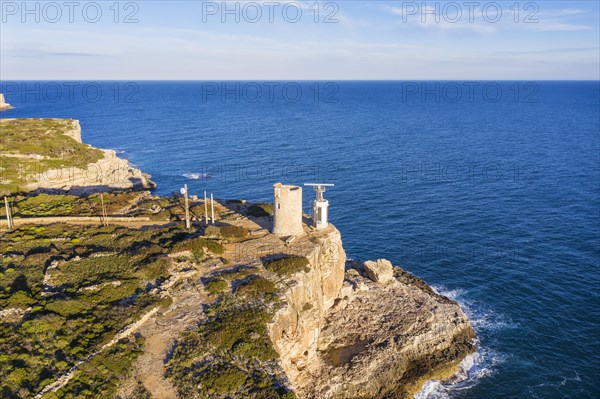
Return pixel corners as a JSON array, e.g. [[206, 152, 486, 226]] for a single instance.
[[363, 258, 395, 285], [268, 234, 475, 399]]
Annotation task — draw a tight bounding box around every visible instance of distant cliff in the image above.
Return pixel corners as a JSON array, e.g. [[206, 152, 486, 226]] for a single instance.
[[0, 93, 12, 110], [0, 118, 155, 195]]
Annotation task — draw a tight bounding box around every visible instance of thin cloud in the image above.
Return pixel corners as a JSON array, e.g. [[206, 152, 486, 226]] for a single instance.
[[384, 4, 498, 34], [529, 23, 592, 32], [383, 3, 593, 34], [497, 47, 597, 55], [2, 48, 106, 58]]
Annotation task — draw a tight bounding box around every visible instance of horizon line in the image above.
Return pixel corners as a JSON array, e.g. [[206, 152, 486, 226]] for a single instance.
[[1, 79, 599, 82]]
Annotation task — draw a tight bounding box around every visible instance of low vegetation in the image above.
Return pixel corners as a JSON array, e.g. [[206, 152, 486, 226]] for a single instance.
[[205, 224, 249, 240], [0, 225, 168, 397], [263, 256, 311, 276], [166, 296, 292, 398], [1, 192, 185, 221], [0, 119, 104, 194], [45, 336, 146, 399], [204, 278, 229, 295], [234, 276, 277, 301], [0, 199, 231, 398], [1, 192, 298, 398], [216, 266, 260, 282], [167, 241, 293, 397], [246, 203, 274, 218], [172, 236, 225, 259]]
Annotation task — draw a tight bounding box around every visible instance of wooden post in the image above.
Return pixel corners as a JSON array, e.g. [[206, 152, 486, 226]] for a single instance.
[[204, 191, 209, 224], [4, 196, 14, 229], [184, 184, 191, 230], [100, 193, 109, 226], [210, 193, 215, 224]]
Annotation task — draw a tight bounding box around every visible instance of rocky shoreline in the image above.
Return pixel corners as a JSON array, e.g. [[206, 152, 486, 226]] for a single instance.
[[0, 93, 11, 110], [0, 118, 475, 398], [0, 118, 155, 194], [264, 226, 475, 398]]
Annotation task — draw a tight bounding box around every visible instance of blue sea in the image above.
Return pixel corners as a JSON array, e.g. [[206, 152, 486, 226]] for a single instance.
[[2, 81, 599, 399]]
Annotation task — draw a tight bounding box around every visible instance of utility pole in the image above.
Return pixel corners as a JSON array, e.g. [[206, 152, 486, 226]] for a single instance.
[[4, 196, 14, 229], [204, 191, 209, 224], [181, 184, 191, 230], [210, 193, 215, 224], [100, 193, 108, 226]]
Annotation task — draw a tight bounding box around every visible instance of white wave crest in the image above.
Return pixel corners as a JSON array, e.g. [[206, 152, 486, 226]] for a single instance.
[[414, 285, 512, 398], [183, 173, 212, 180]]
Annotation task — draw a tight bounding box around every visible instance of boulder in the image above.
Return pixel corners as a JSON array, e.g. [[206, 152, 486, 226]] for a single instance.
[[363, 259, 395, 285]]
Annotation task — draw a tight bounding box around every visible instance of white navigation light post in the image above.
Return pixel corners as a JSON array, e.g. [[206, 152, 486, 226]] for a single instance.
[[304, 183, 334, 230]]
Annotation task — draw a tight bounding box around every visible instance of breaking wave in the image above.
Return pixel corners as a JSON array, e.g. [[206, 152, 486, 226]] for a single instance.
[[414, 286, 516, 398], [183, 173, 212, 180]]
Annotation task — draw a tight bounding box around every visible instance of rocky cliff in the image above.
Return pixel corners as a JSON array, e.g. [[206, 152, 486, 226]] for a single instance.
[[0, 118, 155, 194], [269, 226, 347, 381], [0, 191, 475, 398], [268, 227, 475, 398], [30, 120, 155, 194], [0, 93, 11, 110]]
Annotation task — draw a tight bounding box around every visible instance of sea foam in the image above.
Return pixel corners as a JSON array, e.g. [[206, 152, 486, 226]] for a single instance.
[[414, 286, 514, 398]]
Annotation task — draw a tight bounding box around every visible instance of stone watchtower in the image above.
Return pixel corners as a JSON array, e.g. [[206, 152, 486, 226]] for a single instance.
[[272, 183, 304, 236]]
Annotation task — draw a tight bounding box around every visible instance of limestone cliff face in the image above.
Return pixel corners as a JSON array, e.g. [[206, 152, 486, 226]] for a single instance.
[[269, 228, 475, 399], [22, 120, 155, 194], [269, 226, 346, 383], [0, 93, 12, 110]]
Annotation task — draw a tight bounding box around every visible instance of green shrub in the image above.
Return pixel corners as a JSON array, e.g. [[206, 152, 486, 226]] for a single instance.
[[205, 225, 248, 239], [0, 219, 184, 397], [205, 239, 224, 254], [53, 255, 132, 288], [136, 256, 170, 281], [91, 280, 139, 303], [263, 257, 310, 276], [157, 295, 173, 310], [45, 299, 94, 317], [235, 276, 277, 300], [204, 225, 220, 237], [172, 236, 223, 257], [130, 380, 152, 399], [6, 291, 34, 308], [204, 279, 228, 295], [218, 266, 259, 281], [198, 364, 247, 395], [57, 337, 144, 398], [246, 203, 273, 217], [220, 225, 248, 238]]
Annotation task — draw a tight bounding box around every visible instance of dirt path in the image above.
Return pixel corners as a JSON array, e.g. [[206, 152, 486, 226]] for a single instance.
[[129, 274, 208, 398], [34, 258, 212, 399], [117, 258, 224, 399], [28, 207, 268, 398], [0, 216, 172, 229], [34, 306, 161, 399]]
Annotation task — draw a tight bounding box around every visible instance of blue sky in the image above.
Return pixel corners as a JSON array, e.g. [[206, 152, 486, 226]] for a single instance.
[[1, 1, 598, 79]]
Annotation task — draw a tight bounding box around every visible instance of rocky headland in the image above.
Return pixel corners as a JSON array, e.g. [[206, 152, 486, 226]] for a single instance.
[[0, 120, 475, 398], [258, 225, 475, 398], [0, 94, 12, 110], [0, 118, 154, 195]]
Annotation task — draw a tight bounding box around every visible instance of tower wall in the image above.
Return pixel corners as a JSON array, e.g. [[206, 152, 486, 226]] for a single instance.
[[273, 183, 304, 236]]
